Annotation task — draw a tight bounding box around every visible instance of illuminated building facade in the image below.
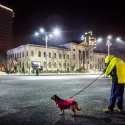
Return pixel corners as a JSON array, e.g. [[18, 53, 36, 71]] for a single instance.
[[7, 42, 106, 74]]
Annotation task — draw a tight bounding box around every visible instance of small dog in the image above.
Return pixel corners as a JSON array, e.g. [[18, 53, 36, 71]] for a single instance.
[[51, 95, 81, 116]]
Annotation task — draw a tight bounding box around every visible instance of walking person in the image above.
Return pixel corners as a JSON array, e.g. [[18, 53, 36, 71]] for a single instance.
[[103, 55, 125, 113]]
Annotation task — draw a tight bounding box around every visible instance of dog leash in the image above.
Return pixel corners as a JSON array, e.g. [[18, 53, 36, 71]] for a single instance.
[[69, 73, 103, 99]]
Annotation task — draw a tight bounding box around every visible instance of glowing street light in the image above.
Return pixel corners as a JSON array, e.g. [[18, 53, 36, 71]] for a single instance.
[[106, 35, 112, 55], [116, 37, 123, 43], [96, 37, 103, 43], [39, 28, 45, 33], [35, 32, 39, 36], [53, 28, 61, 36], [34, 27, 61, 75], [96, 35, 123, 55]]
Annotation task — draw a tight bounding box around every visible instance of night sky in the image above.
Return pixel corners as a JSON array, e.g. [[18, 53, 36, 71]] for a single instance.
[[1, 0, 125, 50]]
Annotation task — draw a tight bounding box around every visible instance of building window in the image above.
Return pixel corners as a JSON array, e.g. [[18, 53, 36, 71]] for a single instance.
[[44, 62, 46, 68], [67, 55, 69, 59], [22, 52, 24, 57], [63, 54, 65, 59], [59, 54, 62, 59], [73, 49, 75, 51], [67, 63, 69, 68], [90, 56, 92, 61], [102, 58, 104, 62], [95, 58, 97, 61], [49, 62, 51, 68], [90, 64, 92, 69], [20, 62, 21, 68], [98, 58, 100, 62], [59, 63, 62, 69], [22, 62, 24, 67], [31, 51, 34, 57], [63, 63, 66, 69], [49, 52, 51, 58], [26, 51, 28, 56], [44, 52, 46, 58], [26, 61, 28, 68], [54, 53, 56, 58], [54, 62, 56, 68], [20, 53, 21, 58], [16, 54, 17, 58], [38, 51, 41, 57], [73, 54, 75, 60]]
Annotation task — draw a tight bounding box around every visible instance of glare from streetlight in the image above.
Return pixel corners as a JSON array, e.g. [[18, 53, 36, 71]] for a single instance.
[[96, 37, 103, 43], [35, 32, 39, 36], [40, 28, 45, 33], [53, 28, 61, 36], [49, 34, 53, 38], [107, 35, 112, 40], [116, 37, 122, 42]]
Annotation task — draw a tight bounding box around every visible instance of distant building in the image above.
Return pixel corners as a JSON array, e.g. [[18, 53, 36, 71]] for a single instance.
[[7, 42, 106, 74], [0, 4, 14, 71], [60, 41, 106, 72]]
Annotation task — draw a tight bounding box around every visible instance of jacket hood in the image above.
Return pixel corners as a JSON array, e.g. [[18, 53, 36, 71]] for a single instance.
[[105, 55, 115, 63]]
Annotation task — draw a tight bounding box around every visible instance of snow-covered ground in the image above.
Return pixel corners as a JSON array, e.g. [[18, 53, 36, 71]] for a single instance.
[[0, 74, 104, 80], [0, 72, 7, 75]]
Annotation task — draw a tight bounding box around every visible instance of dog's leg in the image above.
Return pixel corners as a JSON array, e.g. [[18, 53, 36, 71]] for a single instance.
[[71, 105, 76, 117], [59, 109, 64, 115]]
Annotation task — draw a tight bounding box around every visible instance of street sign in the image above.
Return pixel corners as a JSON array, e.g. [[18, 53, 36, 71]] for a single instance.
[[31, 61, 41, 70]]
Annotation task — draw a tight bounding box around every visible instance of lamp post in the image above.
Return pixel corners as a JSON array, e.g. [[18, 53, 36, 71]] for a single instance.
[[45, 34, 48, 75], [97, 35, 123, 55], [34, 27, 61, 75], [106, 35, 112, 55]]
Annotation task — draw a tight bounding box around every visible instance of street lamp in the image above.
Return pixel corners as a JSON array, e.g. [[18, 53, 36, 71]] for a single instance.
[[96, 35, 122, 55], [34, 27, 61, 75], [106, 35, 112, 55]]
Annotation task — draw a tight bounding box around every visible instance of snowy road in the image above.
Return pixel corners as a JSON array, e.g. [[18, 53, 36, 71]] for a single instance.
[[0, 74, 125, 125]]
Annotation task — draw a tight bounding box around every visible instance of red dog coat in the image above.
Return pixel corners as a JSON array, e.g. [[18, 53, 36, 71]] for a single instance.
[[56, 99, 76, 109]]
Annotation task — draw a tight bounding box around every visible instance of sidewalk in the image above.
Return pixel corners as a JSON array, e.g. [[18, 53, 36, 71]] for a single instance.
[[0, 71, 103, 76]]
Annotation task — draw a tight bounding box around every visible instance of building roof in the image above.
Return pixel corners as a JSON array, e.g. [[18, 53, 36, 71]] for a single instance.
[[7, 43, 70, 53], [0, 4, 13, 12]]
